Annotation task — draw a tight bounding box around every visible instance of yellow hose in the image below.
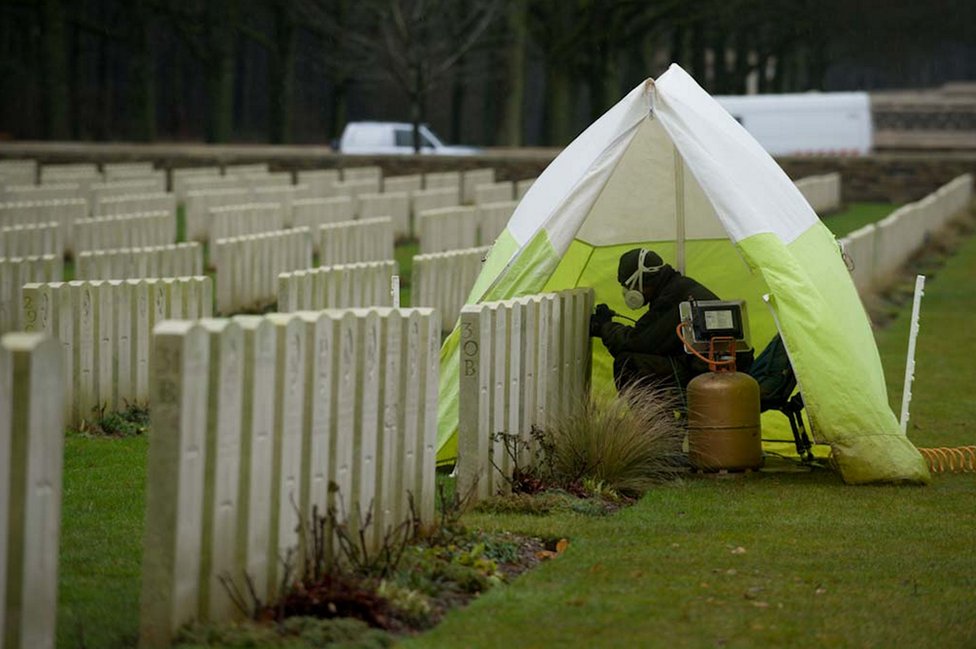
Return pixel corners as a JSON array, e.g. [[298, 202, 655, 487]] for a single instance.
[[917, 446, 976, 473]]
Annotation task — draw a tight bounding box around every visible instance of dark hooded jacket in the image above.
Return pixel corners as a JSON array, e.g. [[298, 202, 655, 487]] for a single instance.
[[598, 265, 718, 387]]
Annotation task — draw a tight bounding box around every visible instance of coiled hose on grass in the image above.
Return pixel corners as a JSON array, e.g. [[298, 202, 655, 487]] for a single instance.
[[917, 446, 976, 473]]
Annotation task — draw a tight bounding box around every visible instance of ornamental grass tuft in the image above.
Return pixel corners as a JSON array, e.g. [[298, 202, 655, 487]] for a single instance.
[[545, 383, 686, 497]]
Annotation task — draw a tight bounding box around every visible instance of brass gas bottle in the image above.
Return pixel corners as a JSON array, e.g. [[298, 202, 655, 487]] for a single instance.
[[687, 371, 763, 471]]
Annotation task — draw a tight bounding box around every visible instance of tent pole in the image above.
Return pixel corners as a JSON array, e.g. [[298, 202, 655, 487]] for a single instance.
[[673, 145, 686, 274], [899, 275, 925, 434]]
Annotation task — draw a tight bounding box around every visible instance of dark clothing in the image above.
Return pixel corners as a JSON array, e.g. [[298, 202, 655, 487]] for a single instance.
[[598, 266, 718, 390]]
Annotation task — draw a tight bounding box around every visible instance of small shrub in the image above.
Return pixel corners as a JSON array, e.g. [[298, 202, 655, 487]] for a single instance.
[[543, 384, 686, 498], [581, 477, 624, 502], [78, 401, 150, 437], [376, 580, 432, 627]]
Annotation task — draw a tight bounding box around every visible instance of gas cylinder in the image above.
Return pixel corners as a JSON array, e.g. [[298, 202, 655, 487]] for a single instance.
[[687, 371, 763, 471]]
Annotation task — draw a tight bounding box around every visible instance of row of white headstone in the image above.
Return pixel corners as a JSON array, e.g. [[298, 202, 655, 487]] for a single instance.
[[795, 172, 842, 214], [211, 202, 285, 242], [318, 217, 395, 267], [184, 167, 529, 244], [275, 245, 491, 334], [96, 192, 176, 219], [0, 221, 62, 259], [0, 159, 39, 185], [212, 228, 313, 314], [277, 261, 397, 312], [840, 174, 973, 294], [0, 162, 523, 259], [457, 288, 595, 502], [0, 174, 167, 215], [416, 201, 518, 254], [20, 277, 213, 425], [75, 211, 176, 253], [0, 203, 177, 257], [0, 199, 87, 255], [139, 308, 440, 647], [413, 246, 490, 333], [0, 332, 64, 649], [0, 255, 63, 335], [190, 182, 457, 243], [75, 242, 204, 281], [185, 184, 311, 241]]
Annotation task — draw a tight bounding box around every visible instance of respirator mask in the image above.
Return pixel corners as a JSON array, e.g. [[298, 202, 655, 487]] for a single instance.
[[622, 248, 664, 310]]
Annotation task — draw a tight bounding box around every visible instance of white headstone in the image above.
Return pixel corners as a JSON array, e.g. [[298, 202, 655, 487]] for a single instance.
[[232, 316, 277, 601], [0, 333, 63, 649], [197, 319, 243, 621], [139, 321, 210, 648]]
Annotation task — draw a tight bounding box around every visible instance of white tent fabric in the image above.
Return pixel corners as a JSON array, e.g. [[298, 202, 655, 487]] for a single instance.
[[437, 64, 930, 485]]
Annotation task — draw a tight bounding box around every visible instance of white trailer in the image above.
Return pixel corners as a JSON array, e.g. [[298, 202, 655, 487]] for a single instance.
[[714, 92, 873, 156]]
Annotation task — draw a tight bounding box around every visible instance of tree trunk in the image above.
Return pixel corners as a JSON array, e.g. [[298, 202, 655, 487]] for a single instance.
[[544, 62, 573, 146], [327, 0, 350, 143], [330, 78, 349, 143], [808, 40, 828, 90], [731, 28, 750, 94], [586, 40, 606, 122], [410, 64, 424, 153], [69, 15, 82, 139], [95, 25, 110, 140], [205, 0, 236, 143], [670, 25, 686, 69], [603, 49, 624, 112], [497, 0, 527, 146], [774, 48, 789, 93], [711, 27, 728, 93], [690, 20, 706, 88], [129, 0, 156, 141], [40, 0, 70, 139], [270, 0, 296, 144], [450, 58, 465, 144], [757, 54, 771, 93]]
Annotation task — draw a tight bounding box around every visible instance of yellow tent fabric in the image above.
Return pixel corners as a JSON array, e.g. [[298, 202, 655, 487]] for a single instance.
[[435, 65, 930, 485]]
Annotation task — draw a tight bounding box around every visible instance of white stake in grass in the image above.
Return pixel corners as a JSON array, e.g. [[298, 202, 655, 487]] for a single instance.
[[391, 275, 400, 308], [900, 275, 926, 434]]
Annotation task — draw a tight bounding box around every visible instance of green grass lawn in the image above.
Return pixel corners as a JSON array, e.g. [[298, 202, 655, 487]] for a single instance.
[[55, 209, 974, 649], [57, 432, 148, 649], [874, 228, 976, 448], [401, 227, 976, 649], [406, 474, 974, 649], [395, 240, 419, 307], [821, 202, 895, 238]]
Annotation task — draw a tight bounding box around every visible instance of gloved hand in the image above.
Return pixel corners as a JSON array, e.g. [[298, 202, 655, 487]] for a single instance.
[[589, 303, 616, 337]]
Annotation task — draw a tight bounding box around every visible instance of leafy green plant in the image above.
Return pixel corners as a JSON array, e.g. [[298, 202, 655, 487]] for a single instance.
[[78, 401, 150, 437], [376, 580, 432, 627], [214, 483, 524, 639]]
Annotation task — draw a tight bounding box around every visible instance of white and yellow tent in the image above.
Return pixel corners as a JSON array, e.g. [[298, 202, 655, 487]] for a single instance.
[[436, 64, 930, 485]]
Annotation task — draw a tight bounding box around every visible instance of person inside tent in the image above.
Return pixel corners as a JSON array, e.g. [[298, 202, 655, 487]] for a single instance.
[[589, 248, 724, 391]]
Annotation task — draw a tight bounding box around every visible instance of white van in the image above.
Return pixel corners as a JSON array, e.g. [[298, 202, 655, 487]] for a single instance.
[[337, 122, 481, 155], [714, 92, 873, 156]]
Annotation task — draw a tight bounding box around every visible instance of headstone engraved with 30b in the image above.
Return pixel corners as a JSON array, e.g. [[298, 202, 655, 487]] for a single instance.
[[457, 288, 594, 504]]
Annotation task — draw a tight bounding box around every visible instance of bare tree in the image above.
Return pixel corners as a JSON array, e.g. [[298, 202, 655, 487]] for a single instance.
[[297, 0, 375, 141], [39, 0, 70, 139], [349, 0, 502, 152], [156, 0, 240, 143]]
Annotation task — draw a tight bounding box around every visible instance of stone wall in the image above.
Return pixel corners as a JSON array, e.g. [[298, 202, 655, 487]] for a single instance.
[[777, 155, 976, 204], [2, 142, 976, 205]]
